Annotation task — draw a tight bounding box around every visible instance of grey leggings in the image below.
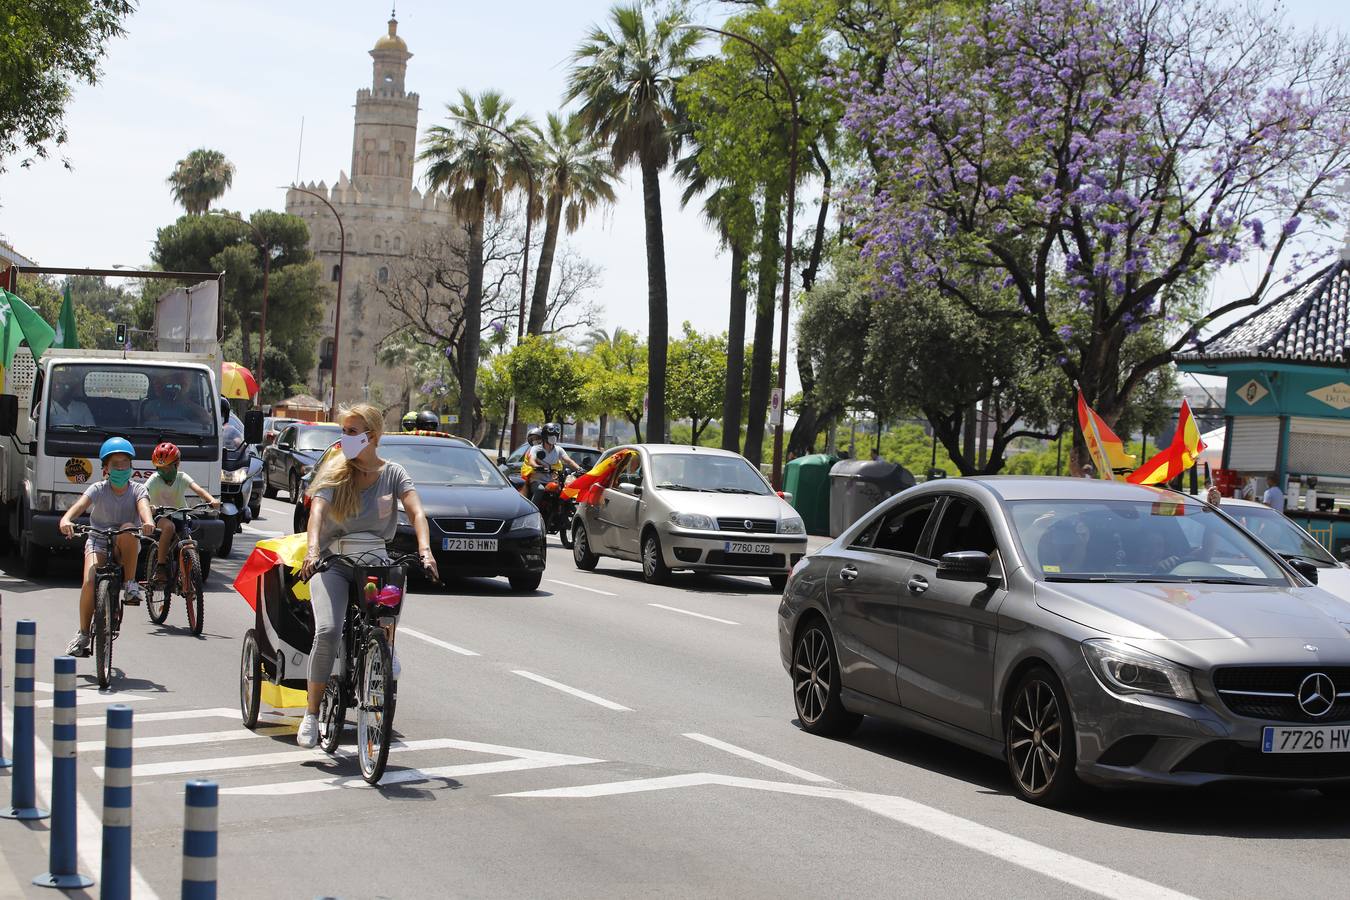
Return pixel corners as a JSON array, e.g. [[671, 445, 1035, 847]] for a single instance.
[[307, 565, 400, 684]]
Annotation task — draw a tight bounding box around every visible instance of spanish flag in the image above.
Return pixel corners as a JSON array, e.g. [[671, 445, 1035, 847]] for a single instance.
[[562, 448, 636, 505], [1127, 400, 1206, 486], [1077, 389, 1136, 480]]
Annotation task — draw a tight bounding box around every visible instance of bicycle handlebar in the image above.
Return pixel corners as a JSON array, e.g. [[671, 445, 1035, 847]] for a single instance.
[[311, 551, 433, 580], [71, 523, 154, 540], [152, 502, 220, 518]]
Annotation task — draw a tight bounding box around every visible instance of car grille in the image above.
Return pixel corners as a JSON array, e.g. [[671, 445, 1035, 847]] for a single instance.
[[434, 518, 504, 535], [716, 517, 777, 534], [705, 551, 786, 569], [1174, 740, 1350, 779], [1212, 666, 1350, 723]]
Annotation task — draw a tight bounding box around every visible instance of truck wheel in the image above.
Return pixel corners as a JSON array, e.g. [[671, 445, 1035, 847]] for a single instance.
[[19, 507, 45, 577]]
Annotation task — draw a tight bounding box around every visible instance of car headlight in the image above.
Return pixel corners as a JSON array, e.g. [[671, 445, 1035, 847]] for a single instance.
[[54, 492, 79, 511], [1082, 639, 1198, 702], [670, 511, 716, 530], [779, 516, 805, 535], [511, 511, 544, 532], [221, 467, 250, 484]]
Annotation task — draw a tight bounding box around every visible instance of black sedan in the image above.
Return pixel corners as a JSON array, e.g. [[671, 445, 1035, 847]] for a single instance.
[[295, 433, 546, 592], [263, 422, 340, 500]]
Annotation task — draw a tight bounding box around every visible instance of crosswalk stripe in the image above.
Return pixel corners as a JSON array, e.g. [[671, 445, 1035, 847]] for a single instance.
[[38, 692, 155, 709], [77, 707, 246, 726], [78, 726, 292, 753]]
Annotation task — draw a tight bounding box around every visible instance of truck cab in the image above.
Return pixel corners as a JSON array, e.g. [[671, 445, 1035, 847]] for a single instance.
[[1, 349, 230, 574]]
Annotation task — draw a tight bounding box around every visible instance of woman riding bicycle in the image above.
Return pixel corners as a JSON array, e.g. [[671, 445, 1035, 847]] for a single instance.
[[295, 404, 438, 749]]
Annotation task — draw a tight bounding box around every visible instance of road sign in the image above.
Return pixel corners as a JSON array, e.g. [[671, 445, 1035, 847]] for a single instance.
[[441, 414, 459, 425], [769, 388, 783, 426]]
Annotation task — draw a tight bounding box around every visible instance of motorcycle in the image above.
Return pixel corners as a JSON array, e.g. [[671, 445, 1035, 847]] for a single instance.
[[530, 465, 578, 550], [219, 412, 264, 559]]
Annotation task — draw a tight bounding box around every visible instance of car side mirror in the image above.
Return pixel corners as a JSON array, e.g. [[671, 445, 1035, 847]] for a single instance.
[[0, 394, 17, 437], [937, 550, 992, 580], [244, 410, 264, 445], [618, 482, 639, 496], [1289, 557, 1319, 585], [498, 456, 507, 466]]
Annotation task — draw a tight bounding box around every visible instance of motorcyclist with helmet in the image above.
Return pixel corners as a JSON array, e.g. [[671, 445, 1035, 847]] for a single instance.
[[401, 411, 418, 432], [415, 410, 441, 432], [517, 426, 545, 497], [525, 423, 581, 499]]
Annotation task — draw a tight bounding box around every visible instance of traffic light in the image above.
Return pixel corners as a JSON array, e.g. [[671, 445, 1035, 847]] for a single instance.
[[115, 323, 127, 345]]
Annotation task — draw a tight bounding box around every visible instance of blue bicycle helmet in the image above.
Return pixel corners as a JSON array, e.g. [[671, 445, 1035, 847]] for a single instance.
[[99, 436, 135, 461]]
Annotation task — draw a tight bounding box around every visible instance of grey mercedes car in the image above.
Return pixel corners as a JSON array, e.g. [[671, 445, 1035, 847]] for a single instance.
[[779, 477, 1350, 805]]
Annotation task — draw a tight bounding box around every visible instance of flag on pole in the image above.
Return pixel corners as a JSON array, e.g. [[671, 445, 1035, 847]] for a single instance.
[[1076, 389, 1137, 480], [55, 284, 79, 349], [1127, 400, 1207, 486], [0, 288, 56, 363]]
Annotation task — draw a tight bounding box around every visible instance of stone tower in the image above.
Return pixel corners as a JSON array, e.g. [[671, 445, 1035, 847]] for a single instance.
[[285, 14, 456, 417]]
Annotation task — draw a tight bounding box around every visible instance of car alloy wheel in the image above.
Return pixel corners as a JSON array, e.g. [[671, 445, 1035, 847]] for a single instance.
[[1006, 668, 1078, 805], [792, 621, 860, 737], [641, 532, 669, 584]]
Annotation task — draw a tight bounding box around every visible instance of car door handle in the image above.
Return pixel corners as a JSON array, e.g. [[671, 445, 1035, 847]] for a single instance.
[[839, 565, 858, 582], [907, 575, 929, 594]]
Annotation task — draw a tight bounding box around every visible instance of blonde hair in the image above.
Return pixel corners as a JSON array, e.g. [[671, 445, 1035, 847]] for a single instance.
[[307, 403, 385, 522]]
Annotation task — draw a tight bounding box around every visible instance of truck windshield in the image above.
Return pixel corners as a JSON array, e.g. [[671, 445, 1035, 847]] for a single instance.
[[45, 363, 217, 443]]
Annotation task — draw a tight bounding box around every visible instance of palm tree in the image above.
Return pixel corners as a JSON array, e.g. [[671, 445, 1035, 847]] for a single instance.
[[566, 4, 697, 445], [166, 148, 235, 215], [527, 112, 617, 335], [420, 90, 534, 439]]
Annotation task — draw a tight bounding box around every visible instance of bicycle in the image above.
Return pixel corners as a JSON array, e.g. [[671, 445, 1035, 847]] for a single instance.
[[140, 502, 218, 636], [72, 524, 153, 689], [304, 551, 425, 783]]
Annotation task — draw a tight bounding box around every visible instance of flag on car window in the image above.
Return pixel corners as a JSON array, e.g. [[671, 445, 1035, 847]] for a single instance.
[[1076, 389, 1137, 480], [1128, 400, 1207, 486]]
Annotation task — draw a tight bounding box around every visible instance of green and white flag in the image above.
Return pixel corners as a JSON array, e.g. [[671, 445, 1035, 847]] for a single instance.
[[0, 288, 57, 364], [55, 284, 79, 349]]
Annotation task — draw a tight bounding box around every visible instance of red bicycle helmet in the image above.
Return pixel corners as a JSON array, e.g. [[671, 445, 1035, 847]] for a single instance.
[[151, 442, 180, 466]]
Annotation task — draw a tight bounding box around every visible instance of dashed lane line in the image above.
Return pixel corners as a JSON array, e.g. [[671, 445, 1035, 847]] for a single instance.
[[648, 603, 739, 625], [400, 626, 480, 657], [547, 579, 617, 596], [512, 670, 632, 711], [683, 733, 834, 783]]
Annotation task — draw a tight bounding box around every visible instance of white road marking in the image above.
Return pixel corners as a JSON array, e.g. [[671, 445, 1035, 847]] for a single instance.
[[683, 733, 833, 783], [512, 670, 632, 711], [37, 691, 156, 709], [649, 603, 739, 625], [400, 626, 480, 657], [76, 706, 257, 726], [78, 726, 292, 753], [221, 738, 604, 796], [548, 579, 617, 596], [502, 773, 1197, 900], [242, 525, 284, 537], [16, 725, 160, 899]]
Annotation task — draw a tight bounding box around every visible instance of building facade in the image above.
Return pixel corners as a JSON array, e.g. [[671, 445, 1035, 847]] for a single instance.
[[285, 15, 454, 415]]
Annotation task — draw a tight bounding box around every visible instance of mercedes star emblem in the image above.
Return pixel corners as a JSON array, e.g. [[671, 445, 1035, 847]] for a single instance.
[[1297, 672, 1337, 718]]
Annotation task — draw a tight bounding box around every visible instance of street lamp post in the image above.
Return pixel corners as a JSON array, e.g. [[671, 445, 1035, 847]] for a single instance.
[[284, 185, 346, 420], [446, 115, 536, 449], [206, 212, 273, 408], [682, 24, 799, 488]]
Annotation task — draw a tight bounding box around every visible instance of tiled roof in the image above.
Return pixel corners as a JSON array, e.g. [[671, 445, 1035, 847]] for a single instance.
[[1177, 258, 1350, 366]]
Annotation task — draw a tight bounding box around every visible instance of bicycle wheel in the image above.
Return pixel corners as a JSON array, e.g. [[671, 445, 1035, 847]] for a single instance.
[[356, 631, 396, 784], [94, 579, 114, 689], [144, 551, 171, 625], [182, 547, 204, 636], [317, 676, 345, 754], [239, 629, 261, 729]]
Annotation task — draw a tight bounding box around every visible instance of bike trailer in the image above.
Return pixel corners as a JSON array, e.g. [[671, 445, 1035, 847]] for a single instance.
[[233, 533, 313, 708]]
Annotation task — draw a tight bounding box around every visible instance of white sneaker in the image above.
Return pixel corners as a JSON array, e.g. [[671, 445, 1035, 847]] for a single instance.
[[123, 581, 145, 606], [297, 713, 318, 748], [391, 649, 401, 680], [66, 630, 91, 657]]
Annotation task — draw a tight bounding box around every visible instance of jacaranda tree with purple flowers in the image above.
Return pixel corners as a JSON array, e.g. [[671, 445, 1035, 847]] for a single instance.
[[836, 0, 1350, 465]]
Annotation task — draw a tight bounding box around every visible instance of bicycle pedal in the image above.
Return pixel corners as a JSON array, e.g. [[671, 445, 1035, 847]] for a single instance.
[[123, 597, 141, 606]]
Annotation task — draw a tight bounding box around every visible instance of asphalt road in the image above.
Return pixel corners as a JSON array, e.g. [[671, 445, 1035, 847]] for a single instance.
[[2, 496, 1348, 899]]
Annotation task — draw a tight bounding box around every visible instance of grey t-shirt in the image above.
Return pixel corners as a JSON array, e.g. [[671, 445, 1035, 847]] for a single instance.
[[82, 480, 149, 531], [315, 462, 415, 549]]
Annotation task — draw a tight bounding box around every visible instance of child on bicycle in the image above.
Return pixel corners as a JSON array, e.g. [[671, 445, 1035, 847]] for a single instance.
[[59, 437, 156, 657], [146, 442, 220, 585]]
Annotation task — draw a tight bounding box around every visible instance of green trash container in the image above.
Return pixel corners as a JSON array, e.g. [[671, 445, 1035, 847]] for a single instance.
[[784, 454, 837, 536]]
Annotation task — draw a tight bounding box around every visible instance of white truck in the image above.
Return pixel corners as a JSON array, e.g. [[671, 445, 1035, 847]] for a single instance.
[[0, 347, 246, 575]]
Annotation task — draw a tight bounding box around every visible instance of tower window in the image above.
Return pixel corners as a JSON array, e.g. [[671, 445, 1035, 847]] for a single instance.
[[331, 264, 341, 282], [393, 235, 402, 251], [374, 234, 383, 250], [378, 267, 390, 284]]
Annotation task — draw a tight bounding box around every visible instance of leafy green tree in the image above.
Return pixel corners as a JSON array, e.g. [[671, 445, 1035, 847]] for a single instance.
[[665, 323, 726, 445], [877, 424, 958, 476], [566, 3, 699, 445], [0, 0, 132, 173], [582, 327, 647, 442], [504, 335, 587, 423], [527, 112, 616, 335], [12, 274, 129, 350], [420, 90, 535, 438], [166, 148, 235, 215]]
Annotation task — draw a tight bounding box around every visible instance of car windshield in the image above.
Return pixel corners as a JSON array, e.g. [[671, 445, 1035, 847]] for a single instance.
[[1009, 499, 1289, 584], [382, 442, 507, 486], [45, 363, 217, 440], [1226, 505, 1338, 566], [648, 452, 771, 495], [296, 428, 339, 451]]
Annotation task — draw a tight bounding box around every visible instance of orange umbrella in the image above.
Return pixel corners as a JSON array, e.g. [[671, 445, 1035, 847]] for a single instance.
[[221, 362, 259, 399]]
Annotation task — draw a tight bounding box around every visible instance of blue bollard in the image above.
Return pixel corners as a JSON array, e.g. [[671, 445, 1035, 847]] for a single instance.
[[33, 655, 94, 890], [182, 780, 218, 900], [101, 705, 134, 900], [1, 597, 11, 769], [1, 619, 47, 820]]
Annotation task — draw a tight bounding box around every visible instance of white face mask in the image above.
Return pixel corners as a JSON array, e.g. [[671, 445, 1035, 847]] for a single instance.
[[340, 430, 371, 460]]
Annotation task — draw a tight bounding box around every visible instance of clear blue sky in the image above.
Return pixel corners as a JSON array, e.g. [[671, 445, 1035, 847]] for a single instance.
[[0, 0, 1346, 399]]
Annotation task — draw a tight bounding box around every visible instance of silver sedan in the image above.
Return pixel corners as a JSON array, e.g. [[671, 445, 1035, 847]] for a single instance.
[[779, 476, 1350, 805], [572, 444, 808, 589]]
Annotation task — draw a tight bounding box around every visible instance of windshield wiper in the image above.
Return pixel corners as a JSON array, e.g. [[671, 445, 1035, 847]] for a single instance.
[[1183, 577, 1259, 585], [714, 487, 760, 494], [1044, 574, 1149, 583], [656, 482, 704, 491], [1282, 553, 1333, 567], [47, 424, 110, 434]]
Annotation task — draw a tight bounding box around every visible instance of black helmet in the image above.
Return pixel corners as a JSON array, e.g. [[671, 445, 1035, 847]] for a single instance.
[[401, 411, 417, 431], [526, 426, 543, 445], [544, 422, 561, 439], [416, 410, 440, 431]]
